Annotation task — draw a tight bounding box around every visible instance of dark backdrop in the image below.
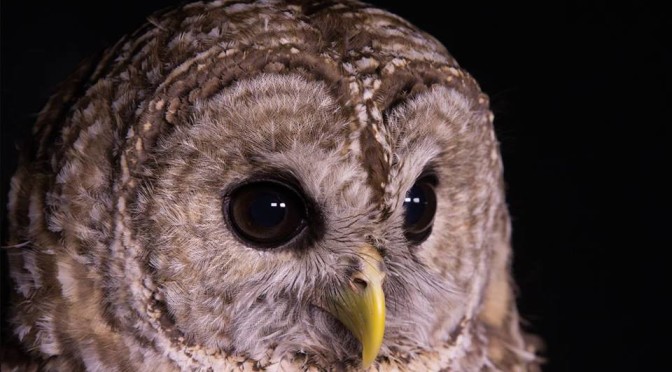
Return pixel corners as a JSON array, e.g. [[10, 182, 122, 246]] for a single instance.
[[2, 1, 670, 370]]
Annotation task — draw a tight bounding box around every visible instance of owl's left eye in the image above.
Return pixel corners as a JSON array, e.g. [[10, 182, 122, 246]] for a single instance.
[[224, 181, 307, 248], [403, 176, 437, 244]]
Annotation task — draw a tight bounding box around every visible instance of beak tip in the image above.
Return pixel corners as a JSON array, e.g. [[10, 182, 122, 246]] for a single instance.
[[361, 351, 377, 369], [360, 355, 374, 370], [360, 320, 384, 369]]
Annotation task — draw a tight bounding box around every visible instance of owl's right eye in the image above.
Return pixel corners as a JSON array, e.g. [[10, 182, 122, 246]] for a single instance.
[[224, 181, 308, 248]]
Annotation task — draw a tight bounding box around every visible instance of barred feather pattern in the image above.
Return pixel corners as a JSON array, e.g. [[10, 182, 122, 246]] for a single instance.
[[4, 0, 539, 370]]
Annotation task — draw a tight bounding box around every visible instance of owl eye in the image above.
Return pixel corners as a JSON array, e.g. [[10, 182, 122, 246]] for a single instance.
[[225, 181, 307, 248], [403, 177, 437, 244]]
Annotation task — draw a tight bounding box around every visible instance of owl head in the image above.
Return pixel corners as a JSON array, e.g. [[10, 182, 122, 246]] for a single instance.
[[5, 1, 537, 370]]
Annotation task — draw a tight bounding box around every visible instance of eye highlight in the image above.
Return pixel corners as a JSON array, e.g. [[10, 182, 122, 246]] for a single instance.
[[403, 176, 437, 244], [224, 181, 307, 248]]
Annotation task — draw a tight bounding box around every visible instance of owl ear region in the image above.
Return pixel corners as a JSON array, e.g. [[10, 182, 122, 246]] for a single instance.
[[325, 245, 386, 368]]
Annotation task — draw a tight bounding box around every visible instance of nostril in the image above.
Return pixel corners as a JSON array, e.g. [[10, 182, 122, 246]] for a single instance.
[[352, 277, 368, 291]]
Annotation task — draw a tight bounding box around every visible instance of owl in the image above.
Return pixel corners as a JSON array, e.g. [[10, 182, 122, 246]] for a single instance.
[[3, 0, 539, 370]]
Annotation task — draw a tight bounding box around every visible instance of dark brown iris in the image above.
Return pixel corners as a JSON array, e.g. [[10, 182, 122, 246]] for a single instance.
[[403, 177, 437, 244], [225, 181, 307, 248]]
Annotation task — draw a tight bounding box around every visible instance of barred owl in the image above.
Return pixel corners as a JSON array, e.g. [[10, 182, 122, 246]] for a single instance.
[[3, 0, 538, 370]]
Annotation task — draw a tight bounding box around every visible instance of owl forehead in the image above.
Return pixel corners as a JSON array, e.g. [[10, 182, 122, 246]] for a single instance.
[[76, 0, 491, 211]]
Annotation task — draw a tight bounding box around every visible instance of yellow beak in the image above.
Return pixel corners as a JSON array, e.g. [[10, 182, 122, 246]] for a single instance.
[[326, 245, 386, 369]]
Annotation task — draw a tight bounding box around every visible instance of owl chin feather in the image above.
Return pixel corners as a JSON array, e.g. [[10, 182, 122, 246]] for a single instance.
[[4, 0, 539, 370]]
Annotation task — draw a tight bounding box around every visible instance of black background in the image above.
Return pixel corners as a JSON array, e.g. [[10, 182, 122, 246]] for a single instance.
[[1, 1, 670, 370]]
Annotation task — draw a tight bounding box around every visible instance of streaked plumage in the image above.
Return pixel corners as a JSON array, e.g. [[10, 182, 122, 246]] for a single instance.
[[3, 1, 539, 370]]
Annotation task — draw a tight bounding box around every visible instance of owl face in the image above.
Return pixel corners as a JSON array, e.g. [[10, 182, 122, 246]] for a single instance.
[[6, 1, 532, 370], [133, 74, 498, 365]]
